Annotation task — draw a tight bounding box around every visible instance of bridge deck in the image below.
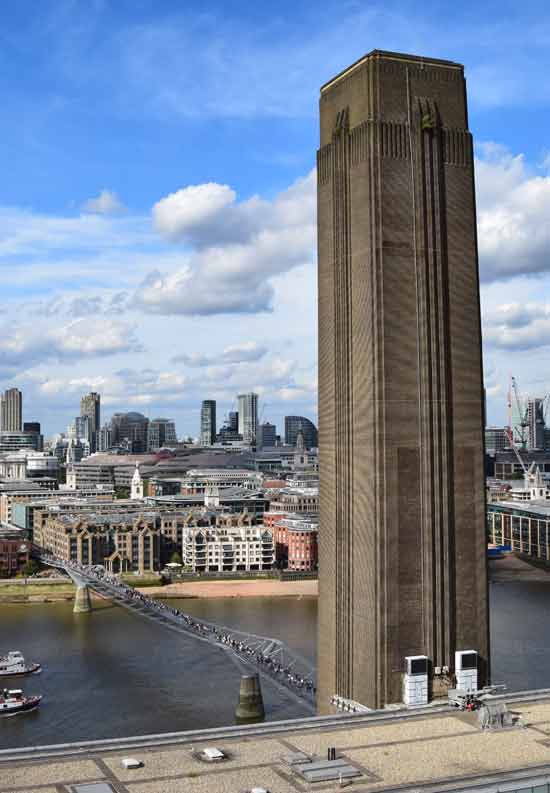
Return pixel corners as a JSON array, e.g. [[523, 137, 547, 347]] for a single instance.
[[40, 557, 316, 707]]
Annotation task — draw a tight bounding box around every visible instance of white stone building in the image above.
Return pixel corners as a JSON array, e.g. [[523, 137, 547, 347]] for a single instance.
[[181, 522, 274, 573]]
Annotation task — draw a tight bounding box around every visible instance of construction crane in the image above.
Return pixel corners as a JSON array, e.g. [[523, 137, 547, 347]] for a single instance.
[[508, 375, 529, 449], [259, 402, 269, 424], [506, 426, 528, 475], [506, 425, 541, 492]]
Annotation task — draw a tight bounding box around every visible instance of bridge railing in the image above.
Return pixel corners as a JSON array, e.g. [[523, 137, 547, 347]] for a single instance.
[[38, 554, 316, 701]]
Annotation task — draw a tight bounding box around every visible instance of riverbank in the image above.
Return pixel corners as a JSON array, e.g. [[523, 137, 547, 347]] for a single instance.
[[0, 578, 111, 604], [489, 553, 550, 582], [142, 578, 319, 599], [0, 578, 75, 604]]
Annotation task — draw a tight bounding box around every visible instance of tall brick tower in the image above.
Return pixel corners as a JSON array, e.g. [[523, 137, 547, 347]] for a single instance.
[[317, 51, 489, 711]]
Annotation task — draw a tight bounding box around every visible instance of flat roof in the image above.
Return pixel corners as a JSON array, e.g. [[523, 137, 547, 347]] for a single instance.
[[321, 49, 464, 93], [3, 692, 550, 793], [490, 499, 550, 517]]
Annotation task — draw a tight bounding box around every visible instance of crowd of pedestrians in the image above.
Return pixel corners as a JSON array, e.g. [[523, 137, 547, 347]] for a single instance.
[[58, 558, 316, 699]]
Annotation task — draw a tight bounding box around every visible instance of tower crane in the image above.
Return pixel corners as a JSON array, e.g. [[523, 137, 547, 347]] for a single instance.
[[259, 402, 269, 424], [508, 375, 529, 449]]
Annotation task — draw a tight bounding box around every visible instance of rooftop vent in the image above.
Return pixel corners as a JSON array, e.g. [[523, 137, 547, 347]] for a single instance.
[[198, 746, 226, 762], [121, 758, 143, 769], [293, 758, 362, 783]]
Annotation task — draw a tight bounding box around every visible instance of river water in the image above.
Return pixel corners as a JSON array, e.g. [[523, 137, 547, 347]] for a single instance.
[[1, 577, 550, 749]]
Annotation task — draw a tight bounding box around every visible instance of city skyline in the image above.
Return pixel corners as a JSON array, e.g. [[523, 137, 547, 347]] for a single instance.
[[13, 384, 317, 448], [0, 2, 549, 436]]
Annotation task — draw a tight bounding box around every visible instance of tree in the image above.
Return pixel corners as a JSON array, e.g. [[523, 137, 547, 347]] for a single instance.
[[169, 552, 183, 565], [21, 559, 40, 577]]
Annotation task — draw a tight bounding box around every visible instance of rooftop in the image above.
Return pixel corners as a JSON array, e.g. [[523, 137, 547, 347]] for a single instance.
[[3, 692, 550, 793], [320, 49, 464, 93], [490, 500, 550, 517]]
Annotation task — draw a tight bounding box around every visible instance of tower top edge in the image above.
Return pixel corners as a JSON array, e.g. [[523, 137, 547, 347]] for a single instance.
[[320, 50, 464, 93]]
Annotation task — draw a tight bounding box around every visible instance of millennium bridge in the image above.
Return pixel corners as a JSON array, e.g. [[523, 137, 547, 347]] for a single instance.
[[38, 554, 316, 711]]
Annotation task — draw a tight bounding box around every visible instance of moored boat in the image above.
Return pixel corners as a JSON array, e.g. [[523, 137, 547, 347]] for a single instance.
[[0, 689, 42, 716], [0, 651, 41, 677]]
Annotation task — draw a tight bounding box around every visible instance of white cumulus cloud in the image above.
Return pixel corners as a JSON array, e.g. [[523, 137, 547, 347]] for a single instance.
[[82, 189, 125, 215], [483, 302, 550, 351], [136, 171, 316, 316], [476, 144, 550, 282], [174, 341, 268, 366]]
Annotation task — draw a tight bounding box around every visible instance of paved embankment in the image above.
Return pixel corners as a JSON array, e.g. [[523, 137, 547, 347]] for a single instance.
[[490, 553, 550, 582], [140, 578, 319, 599], [0, 577, 108, 604]]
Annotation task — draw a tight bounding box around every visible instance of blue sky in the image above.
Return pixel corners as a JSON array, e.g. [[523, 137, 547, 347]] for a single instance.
[[2, 0, 550, 436]]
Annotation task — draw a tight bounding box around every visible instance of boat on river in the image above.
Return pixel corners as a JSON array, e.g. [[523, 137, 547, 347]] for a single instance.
[[0, 651, 41, 677], [0, 689, 42, 716]]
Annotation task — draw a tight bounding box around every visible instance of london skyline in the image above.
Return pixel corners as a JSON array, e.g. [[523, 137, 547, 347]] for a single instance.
[[1, 1, 549, 436]]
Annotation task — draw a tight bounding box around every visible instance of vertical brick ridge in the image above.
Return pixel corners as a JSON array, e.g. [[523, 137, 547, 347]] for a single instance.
[[317, 144, 333, 185], [411, 97, 455, 670], [331, 107, 354, 697]]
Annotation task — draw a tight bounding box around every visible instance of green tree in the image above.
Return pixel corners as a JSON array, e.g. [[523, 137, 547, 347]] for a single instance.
[[169, 552, 183, 565], [21, 559, 40, 577]]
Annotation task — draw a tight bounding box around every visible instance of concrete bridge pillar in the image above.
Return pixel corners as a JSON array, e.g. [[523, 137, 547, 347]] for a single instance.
[[73, 584, 92, 613], [235, 674, 265, 724]]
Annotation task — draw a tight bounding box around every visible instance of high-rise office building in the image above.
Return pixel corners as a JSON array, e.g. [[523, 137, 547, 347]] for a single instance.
[[485, 427, 509, 454], [23, 421, 43, 451], [80, 392, 100, 453], [257, 421, 277, 448], [284, 416, 318, 449], [237, 393, 258, 445], [527, 398, 545, 451], [0, 388, 22, 432], [23, 421, 40, 435], [109, 411, 149, 453], [317, 50, 489, 711], [97, 422, 113, 452], [148, 417, 177, 450], [200, 400, 217, 446]]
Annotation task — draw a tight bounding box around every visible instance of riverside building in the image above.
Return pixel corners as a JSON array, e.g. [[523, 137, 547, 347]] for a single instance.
[[179, 516, 274, 573], [273, 515, 318, 571], [317, 50, 489, 710], [0, 528, 30, 577], [487, 499, 550, 561], [35, 499, 273, 574]]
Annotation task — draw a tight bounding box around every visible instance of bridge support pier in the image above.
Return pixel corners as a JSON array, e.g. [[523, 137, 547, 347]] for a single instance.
[[235, 674, 265, 724], [73, 584, 92, 614]]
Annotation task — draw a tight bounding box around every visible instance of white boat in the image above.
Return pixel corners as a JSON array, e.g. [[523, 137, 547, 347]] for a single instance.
[[0, 689, 42, 716], [0, 651, 41, 677]]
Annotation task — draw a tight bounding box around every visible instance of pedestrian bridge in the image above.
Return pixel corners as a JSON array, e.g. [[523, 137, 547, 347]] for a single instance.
[[38, 555, 316, 709]]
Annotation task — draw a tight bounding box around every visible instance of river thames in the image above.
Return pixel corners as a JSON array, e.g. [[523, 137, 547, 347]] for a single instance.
[[1, 573, 549, 748]]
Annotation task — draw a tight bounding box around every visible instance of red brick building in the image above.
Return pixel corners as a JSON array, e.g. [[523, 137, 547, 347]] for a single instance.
[[273, 516, 318, 572], [0, 532, 30, 577]]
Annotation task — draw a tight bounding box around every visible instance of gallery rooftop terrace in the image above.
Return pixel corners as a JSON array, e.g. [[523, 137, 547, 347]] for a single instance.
[[4, 691, 550, 793]]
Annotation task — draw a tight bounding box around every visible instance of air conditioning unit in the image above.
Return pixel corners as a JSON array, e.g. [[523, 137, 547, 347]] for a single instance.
[[403, 655, 429, 706], [455, 650, 478, 693]]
